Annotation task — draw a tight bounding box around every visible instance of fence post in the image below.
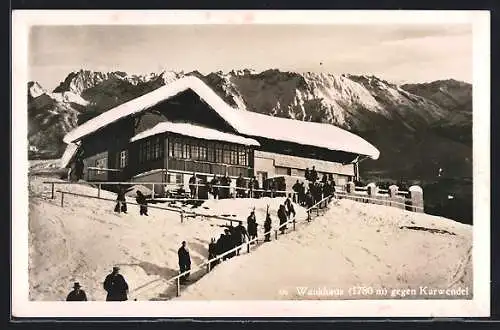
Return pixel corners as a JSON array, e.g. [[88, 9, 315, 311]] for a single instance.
[[152, 184, 155, 200], [316, 206, 319, 216], [181, 211, 184, 223], [60, 192, 64, 207], [367, 182, 378, 205], [207, 262, 211, 273], [275, 230, 278, 240], [176, 275, 181, 297], [247, 242, 250, 253], [98, 184, 101, 198], [409, 185, 424, 213], [307, 210, 311, 222], [293, 219, 296, 231], [51, 183, 55, 199], [388, 185, 399, 208]]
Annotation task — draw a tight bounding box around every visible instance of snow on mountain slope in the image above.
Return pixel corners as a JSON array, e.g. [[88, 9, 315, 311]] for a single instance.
[[28, 175, 305, 301], [177, 199, 472, 300]]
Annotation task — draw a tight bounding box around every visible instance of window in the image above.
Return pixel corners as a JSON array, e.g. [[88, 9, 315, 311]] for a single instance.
[[215, 143, 224, 163], [191, 143, 199, 160], [168, 173, 183, 184], [207, 143, 215, 162], [174, 141, 182, 158], [95, 157, 107, 174], [238, 147, 247, 166], [119, 150, 128, 168], [199, 143, 208, 161], [182, 143, 191, 159], [223, 145, 231, 164], [152, 137, 162, 160]]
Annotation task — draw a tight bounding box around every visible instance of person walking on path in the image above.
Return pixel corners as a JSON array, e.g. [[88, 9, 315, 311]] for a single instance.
[[178, 241, 191, 283], [189, 173, 197, 199], [103, 266, 129, 301], [247, 210, 258, 243], [135, 190, 148, 216], [278, 204, 288, 234], [264, 207, 272, 242], [66, 282, 87, 301]]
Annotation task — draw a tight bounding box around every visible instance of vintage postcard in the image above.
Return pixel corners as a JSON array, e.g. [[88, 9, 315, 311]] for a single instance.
[[12, 10, 490, 317]]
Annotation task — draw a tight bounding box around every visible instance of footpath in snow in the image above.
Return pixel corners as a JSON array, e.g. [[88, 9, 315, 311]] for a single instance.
[[177, 198, 472, 300]]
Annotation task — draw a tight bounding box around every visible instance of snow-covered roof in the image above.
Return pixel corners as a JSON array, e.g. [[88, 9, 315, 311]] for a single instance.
[[130, 122, 260, 146], [63, 76, 380, 160]]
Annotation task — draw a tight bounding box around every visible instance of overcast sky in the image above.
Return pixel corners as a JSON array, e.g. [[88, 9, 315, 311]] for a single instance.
[[29, 24, 472, 91]]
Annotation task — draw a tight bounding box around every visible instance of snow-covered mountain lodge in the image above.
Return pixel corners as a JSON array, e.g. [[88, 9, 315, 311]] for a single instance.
[[60, 76, 379, 191]]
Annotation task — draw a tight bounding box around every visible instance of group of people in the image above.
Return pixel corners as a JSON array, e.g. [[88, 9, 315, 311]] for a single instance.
[[113, 185, 149, 216], [66, 266, 129, 301], [207, 196, 297, 269], [292, 166, 337, 208], [66, 241, 193, 301]]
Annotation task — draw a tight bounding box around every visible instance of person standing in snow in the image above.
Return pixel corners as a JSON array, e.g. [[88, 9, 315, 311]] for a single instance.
[[66, 282, 87, 301], [189, 173, 197, 199], [103, 266, 129, 301], [278, 204, 288, 234], [135, 190, 148, 216], [114, 185, 127, 214], [264, 209, 272, 242], [292, 180, 301, 203], [247, 210, 258, 243], [310, 166, 318, 183], [178, 241, 191, 283], [234, 221, 249, 255], [236, 173, 245, 198], [285, 194, 296, 220], [208, 238, 218, 269], [210, 175, 219, 200], [305, 168, 311, 182]]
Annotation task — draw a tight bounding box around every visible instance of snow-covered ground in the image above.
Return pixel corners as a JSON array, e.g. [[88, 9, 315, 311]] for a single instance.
[[177, 199, 472, 300], [28, 175, 472, 301], [28, 176, 302, 301]]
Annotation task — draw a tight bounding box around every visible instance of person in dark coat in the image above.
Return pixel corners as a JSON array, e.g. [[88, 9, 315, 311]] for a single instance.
[[188, 173, 197, 199], [216, 230, 232, 260], [252, 177, 260, 198], [66, 282, 87, 301], [264, 211, 272, 242], [234, 221, 249, 255], [278, 204, 288, 234], [210, 175, 219, 200], [236, 173, 245, 198], [298, 182, 306, 206], [292, 180, 301, 203], [114, 185, 127, 213], [135, 190, 148, 216], [103, 266, 129, 301], [321, 173, 327, 184], [310, 166, 318, 183], [305, 168, 311, 182], [208, 238, 218, 269], [247, 210, 258, 243], [178, 241, 191, 280], [178, 241, 191, 283], [305, 191, 314, 209], [284, 194, 296, 219], [225, 175, 232, 198]]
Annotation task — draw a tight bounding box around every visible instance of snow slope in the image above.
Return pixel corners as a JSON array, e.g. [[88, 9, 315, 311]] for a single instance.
[[28, 176, 302, 301], [177, 199, 472, 300]]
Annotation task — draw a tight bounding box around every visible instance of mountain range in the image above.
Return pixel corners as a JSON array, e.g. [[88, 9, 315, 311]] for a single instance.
[[27, 69, 473, 223]]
